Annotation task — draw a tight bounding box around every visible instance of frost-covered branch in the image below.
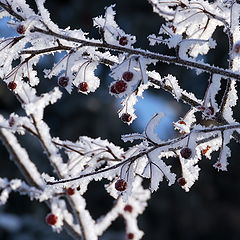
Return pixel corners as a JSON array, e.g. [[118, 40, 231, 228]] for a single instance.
[[1, 0, 240, 239]]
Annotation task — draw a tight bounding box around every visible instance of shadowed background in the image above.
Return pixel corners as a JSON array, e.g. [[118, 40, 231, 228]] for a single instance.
[[0, 0, 240, 239]]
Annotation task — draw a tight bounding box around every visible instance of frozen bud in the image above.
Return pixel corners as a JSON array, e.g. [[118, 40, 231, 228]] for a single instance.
[[121, 113, 132, 123], [214, 162, 222, 169], [115, 179, 127, 191], [46, 213, 58, 225], [177, 177, 187, 186], [180, 147, 192, 159], [78, 82, 88, 92], [16, 24, 26, 34], [119, 36, 128, 46], [8, 81, 17, 91], [122, 71, 134, 81], [58, 76, 69, 88], [124, 204, 133, 213]]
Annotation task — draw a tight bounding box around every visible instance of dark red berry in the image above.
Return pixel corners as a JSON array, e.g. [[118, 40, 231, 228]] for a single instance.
[[67, 187, 75, 196], [8, 117, 15, 127], [46, 213, 58, 225], [124, 204, 133, 213], [78, 82, 88, 92], [115, 179, 127, 191], [58, 76, 69, 87], [177, 177, 187, 186], [8, 81, 17, 91], [121, 113, 132, 123], [127, 233, 134, 239], [122, 71, 134, 81], [114, 80, 127, 93], [180, 147, 192, 159], [16, 24, 26, 34], [110, 84, 118, 94], [119, 36, 128, 46], [178, 120, 186, 125]]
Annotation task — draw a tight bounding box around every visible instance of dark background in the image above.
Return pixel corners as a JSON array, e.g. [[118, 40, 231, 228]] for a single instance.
[[0, 0, 240, 239]]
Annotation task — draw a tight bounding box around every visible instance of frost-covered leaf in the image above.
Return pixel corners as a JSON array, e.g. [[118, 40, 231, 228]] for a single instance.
[[145, 113, 164, 144], [214, 130, 233, 171], [148, 148, 176, 192], [93, 5, 136, 47]]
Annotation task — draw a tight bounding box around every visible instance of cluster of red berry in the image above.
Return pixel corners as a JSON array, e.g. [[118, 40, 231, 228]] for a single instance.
[[110, 69, 135, 123], [58, 76, 89, 92]]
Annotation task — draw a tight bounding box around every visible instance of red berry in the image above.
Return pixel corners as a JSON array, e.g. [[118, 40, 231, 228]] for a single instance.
[[8, 81, 17, 91], [177, 177, 187, 186], [78, 82, 88, 92], [180, 147, 192, 159], [58, 76, 69, 87], [110, 84, 118, 94], [115, 179, 127, 191], [127, 233, 134, 239], [16, 24, 26, 34], [114, 80, 127, 93], [46, 213, 58, 225], [178, 120, 186, 125], [67, 187, 75, 196], [119, 36, 128, 46], [124, 204, 133, 213], [122, 71, 134, 81], [121, 113, 132, 123]]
